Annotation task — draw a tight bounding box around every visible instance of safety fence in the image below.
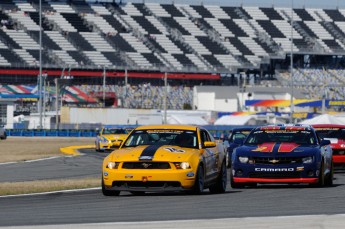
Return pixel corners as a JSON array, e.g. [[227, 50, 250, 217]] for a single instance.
[[5, 125, 255, 138]]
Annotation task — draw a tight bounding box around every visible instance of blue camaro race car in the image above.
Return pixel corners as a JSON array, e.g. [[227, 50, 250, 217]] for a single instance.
[[231, 124, 334, 188], [226, 127, 253, 167]]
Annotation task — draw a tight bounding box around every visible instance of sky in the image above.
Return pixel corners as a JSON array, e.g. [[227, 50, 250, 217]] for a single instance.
[[120, 0, 345, 9]]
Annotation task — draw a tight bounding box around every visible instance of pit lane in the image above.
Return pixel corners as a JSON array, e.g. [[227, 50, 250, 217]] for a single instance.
[[1, 148, 345, 227]]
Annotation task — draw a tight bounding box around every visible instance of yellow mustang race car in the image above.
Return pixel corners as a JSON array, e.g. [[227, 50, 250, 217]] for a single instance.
[[102, 124, 227, 196], [95, 128, 129, 152]]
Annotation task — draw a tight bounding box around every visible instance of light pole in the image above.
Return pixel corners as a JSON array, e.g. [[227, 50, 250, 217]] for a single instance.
[[38, 0, 43, 128], [290, 0, 294, 123], [42, 72, 47, 128], [103, 66, 106, 107], [164, 72, 167, 124]]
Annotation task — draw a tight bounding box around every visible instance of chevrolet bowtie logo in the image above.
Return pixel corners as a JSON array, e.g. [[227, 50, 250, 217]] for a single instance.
[[269, 159, 280, 164]]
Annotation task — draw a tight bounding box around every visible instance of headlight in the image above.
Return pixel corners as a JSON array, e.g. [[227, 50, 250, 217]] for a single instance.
[[107, 162, 119, 169], [302, 156, 313, 164], [174, 162, 191, 169], [239, 156, 249, 163]]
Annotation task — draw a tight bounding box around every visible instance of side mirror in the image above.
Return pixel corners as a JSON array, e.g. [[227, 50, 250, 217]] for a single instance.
[[320, 139, 331, 146], [204, 141, 216, 148], [233, 138, 244, 145]]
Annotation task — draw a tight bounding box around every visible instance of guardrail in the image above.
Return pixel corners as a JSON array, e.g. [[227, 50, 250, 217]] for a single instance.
[[5, 125, 256, 138], [6, 129, 97, 137]]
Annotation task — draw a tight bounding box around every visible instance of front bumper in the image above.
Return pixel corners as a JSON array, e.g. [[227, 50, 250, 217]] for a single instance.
[[232, 163, 320, 184], [103, 169, 196, 192], [233, 177, 318, 183], [100, 144, 115, 150], [100, 141, 120, 150]]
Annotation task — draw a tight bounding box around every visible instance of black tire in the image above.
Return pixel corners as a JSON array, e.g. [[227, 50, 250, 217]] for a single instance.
[[0, 132, 6, 140], [311, 162, 325, 188], [130, 191, 145, 195], [95, 142, 100, 152], [325, 162, 334, 187], [191, 164, 204, 194], [102, 178, 120, 196], [230, 171, 244, 189], [227, 159, 232, 168], [209, 161, 227, 194], [96, 142, 105, 152]]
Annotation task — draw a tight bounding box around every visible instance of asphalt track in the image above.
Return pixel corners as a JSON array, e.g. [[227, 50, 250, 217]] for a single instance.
[[1, 148, 345, 228]]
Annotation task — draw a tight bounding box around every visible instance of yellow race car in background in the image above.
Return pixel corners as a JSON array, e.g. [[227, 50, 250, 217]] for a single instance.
[[102, 124, 227, 196], [95, 127, 129, 152]]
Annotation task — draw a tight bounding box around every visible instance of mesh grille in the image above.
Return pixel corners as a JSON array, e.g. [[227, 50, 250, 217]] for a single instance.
[[252, 157, 303, 164], [122, 162, 171, 169]]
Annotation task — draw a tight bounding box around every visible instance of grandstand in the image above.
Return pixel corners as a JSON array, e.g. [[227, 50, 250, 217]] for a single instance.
[[0, 0, 345, 115]]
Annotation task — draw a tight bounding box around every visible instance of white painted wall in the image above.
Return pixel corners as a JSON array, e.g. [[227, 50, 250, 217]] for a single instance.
[[195, 92, 215, 110], [214, 98, 238, 112], [6, 104, 14, 129], [68, 108, 164, 125], [65, 108, 214, 126]]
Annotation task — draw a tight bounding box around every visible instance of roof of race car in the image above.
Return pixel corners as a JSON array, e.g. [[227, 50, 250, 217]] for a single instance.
[[230, 127, 254, 131], [311, 124, 345, 128], [254, 124, 312, 131], [135, 124, 199, 131]]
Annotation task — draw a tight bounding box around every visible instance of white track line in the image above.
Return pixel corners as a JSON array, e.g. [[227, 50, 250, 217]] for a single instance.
[[2, 214, 345, 229], [0, 155, 76, 166], [0, 187, 101, 198]]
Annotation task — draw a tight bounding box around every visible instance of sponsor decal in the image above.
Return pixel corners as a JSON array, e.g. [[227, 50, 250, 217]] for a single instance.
[[125, 174, 133, 178], [164, 147, 185, 153], [252, 143, 275, 152], [314, 128, 340, 131], [255, 168, 295, 172], [260, 126, 280, 130], [147, 129, 183, 134], [139, 156, 153, 160], [278, 143, 300, 152], [139, 145, 161, 161]]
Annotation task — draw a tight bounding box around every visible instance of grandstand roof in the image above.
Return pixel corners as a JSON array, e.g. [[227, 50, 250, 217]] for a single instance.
[[91, 0, 341, 9]]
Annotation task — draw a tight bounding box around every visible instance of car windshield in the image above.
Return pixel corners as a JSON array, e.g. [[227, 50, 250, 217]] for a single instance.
[[122, 129, 198, 149], [315, 128, 345, 140], [245, 129, 317, 145], [103, 129, 127, 134], [229, 130, 251, 142]]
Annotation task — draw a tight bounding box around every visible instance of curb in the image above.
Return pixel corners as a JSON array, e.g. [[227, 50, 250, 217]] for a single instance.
[[60, 145, 95, 156]]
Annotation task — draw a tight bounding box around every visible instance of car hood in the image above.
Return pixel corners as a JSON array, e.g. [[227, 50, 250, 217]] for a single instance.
[[109, 145, 199, 162], [236, 142, 319, 156]]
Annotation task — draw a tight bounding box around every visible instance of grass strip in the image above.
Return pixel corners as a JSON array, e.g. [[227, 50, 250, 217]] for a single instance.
[[0, 177, 100, 196]]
